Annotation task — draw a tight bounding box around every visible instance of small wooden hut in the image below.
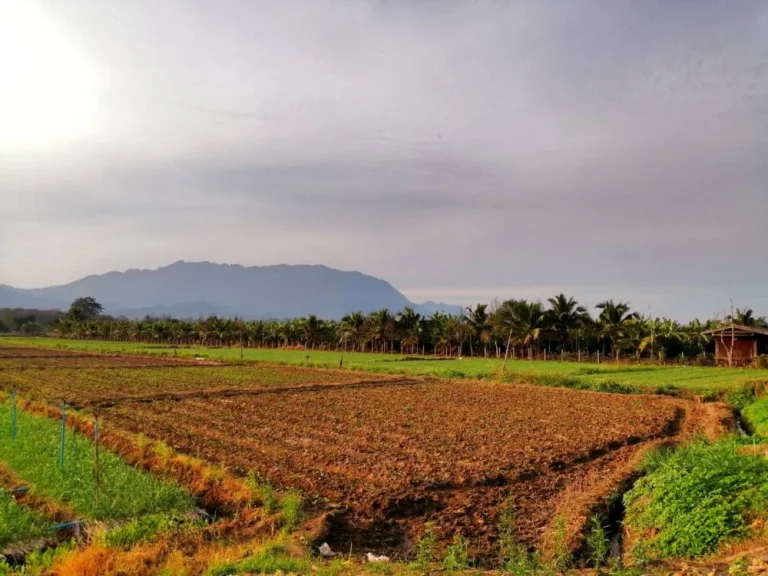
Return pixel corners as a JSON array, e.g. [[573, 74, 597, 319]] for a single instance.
[[703, 324, 768, 364]]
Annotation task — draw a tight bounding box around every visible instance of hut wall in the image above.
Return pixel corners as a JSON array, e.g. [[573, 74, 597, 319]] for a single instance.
[[714, 338, 757, 362]]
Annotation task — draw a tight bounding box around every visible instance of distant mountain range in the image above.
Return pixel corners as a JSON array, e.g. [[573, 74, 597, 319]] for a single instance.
[[0, 261, 462, 320]]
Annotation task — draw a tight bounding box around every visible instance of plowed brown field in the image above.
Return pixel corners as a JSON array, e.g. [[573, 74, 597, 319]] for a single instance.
[[0, 362, 393, 407], [100, 380, 683, 558], [1, 345, 694, 562]]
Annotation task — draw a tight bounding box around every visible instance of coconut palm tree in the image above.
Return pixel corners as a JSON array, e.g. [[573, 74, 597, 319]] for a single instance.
[[369, 309, 395, 353], [300, 315, 324, 349], [465, 304, 491, 357], [729, 308, 757, 327], [395, 308, 421, 354], [339, 311, 366, 351], [546, 294, 588, 354], [496, 299, 545, 362], [595, 300, 639, 360]]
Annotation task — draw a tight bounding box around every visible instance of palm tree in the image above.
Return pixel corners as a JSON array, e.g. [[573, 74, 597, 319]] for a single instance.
[[729, 308, 757, 327], [595, 300, 639, 360], [339, 312, 366, 351], [369, 309, 395, 353], [546, 294, 588, 354], [396, 308, 422, 354], [465, 304, 490, 357], [496, 299, 545, 363], [300, 315, 324, 349], [618, 318, 649, 361]]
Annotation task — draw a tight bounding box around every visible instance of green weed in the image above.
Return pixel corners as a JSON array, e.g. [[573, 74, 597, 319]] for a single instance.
[[585, 515, 610, 568], [498, 501, 540, 574], [412, 522, 437, 573], [551, 515, 571, 572], [280, 490, 303, 531], [442, 534, 471, 574], [103, 513, 174, 548]]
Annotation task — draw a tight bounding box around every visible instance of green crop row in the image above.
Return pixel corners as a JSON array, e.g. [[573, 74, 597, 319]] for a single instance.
[[0, 402, 194, 521]]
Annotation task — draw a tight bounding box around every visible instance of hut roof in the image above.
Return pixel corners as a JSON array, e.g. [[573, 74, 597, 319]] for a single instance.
[[702, 324, 768, 337]]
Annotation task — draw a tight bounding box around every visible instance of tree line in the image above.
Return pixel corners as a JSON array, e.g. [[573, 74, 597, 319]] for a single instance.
[[32, 296, 767, 363]]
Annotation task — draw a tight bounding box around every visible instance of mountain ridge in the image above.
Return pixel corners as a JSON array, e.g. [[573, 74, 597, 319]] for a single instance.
[[2, 262, 461, 320]]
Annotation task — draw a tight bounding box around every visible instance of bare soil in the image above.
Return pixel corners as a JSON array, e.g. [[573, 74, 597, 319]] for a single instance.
[[100, 380, 685, 560]]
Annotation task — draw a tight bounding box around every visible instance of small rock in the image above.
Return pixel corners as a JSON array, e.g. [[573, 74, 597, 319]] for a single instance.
[[318, 543, 336, 558]]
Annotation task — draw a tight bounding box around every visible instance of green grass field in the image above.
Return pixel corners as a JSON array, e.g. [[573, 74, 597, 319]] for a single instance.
[[0, 401, 193, 521], [3, 337, 768, 395]]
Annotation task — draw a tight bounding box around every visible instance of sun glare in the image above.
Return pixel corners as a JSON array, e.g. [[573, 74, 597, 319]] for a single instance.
[[0, 0, 101, 151]]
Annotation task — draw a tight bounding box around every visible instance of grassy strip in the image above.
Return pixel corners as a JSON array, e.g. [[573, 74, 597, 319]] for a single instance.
[[624, 439, 768, 561], [741, 397, 768, 437], [0, 494, 50, 546], [14, 396, 254, 514], [0, 402, 193, 520], [206, 542, 311, 576]]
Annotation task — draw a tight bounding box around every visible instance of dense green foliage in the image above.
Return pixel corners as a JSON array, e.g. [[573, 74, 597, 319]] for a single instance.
[[0, 402, 193, 520], [0, 308, 65, 334], [38, 296, 768, 363], [624, 440, 768, 560]]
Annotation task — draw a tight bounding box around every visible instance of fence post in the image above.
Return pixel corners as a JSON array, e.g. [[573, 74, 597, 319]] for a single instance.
[[11, 386, 17, 442], [59, 403, 66, 473], [94, 414, 101, 508]]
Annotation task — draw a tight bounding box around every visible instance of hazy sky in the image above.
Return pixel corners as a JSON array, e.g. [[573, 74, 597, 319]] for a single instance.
[[1, 0, 766, 319]]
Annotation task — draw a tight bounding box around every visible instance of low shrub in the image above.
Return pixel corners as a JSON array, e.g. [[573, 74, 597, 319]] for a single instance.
[[624, 440, 768, 560]]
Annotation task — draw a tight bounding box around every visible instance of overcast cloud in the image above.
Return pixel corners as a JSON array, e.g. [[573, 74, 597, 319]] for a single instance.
[[1, 0, 766, 319]]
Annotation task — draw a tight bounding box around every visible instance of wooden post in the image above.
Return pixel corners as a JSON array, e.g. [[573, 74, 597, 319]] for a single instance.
[[11, 386, 17, 442], [94, 414, 101, 508], [59, 403, 66, 473]]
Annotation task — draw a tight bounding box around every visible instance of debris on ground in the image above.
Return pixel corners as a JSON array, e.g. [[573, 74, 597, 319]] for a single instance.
[[366, 553, 390, 563]]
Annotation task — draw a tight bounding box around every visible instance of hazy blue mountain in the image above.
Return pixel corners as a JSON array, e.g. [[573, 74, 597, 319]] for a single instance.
[[2, 262, 461, 320], [0, 285, 68, 311]]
